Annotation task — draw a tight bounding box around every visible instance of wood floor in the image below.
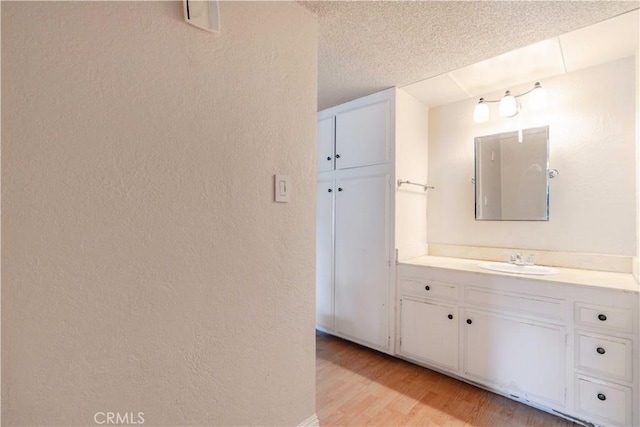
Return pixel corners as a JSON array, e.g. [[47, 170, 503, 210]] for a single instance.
[[316, 332, 576, 426]]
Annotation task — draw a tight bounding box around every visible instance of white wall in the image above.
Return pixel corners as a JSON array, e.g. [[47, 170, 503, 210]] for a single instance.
[[395, 89, 429, 260], [428, 57, 636, 256], [1, 2, 318, 426], [636, 49, 640, 280]]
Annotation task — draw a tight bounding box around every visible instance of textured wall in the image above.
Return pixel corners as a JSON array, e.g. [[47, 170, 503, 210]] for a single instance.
[[428, 58, 636, 256], [2, 2, 317, 426]]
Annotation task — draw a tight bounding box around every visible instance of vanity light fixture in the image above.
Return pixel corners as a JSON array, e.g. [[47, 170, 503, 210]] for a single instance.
[[499, 91, 517, 117], [473, 82, 547, 123], [472, 98, 489, 123], [528, 82, 547, 111]]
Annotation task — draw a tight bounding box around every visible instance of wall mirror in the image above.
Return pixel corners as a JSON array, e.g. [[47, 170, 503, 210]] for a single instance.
[[474, 126, 550, 221]]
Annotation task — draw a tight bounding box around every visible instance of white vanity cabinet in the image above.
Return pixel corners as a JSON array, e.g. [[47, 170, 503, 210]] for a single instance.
[[400, 298, 458, 370], [398, 277, 459, 371], [572, 296, 637, 426], [462, 308, 566, 406], [462, 285, 568, 406], [396, 262, 639, 427]]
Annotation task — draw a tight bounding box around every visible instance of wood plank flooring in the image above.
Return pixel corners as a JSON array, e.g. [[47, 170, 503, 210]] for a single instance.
[[316, 331, 576, 426]]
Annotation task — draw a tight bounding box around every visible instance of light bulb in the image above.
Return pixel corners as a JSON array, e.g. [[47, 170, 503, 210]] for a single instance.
[[528, 82, 547, 110], [499, 91, 518, 117], [473, 98, 489, 123]]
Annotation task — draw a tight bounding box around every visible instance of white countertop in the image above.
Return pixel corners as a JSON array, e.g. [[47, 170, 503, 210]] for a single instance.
[[400, 255, 640, 293]]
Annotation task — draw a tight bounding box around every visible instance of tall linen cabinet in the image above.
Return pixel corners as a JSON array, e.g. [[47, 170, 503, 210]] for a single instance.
[[316, 88, 429, 353]]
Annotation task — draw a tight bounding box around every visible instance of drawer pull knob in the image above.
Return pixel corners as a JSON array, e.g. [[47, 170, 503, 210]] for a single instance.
[[447, 314, 453, 320], [598, 314, 607, 321], [328, 188, 332, 193], [597, 393, 606, 401], [466, 319, 472, 325], [326, 156, 332, 161], [596, 347, 606, 355], [335, 154, 341, 159], [425, 285, 430, 291]]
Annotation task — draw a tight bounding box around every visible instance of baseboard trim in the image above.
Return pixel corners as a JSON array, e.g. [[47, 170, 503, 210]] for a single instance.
[[298, 413, 320, 427]]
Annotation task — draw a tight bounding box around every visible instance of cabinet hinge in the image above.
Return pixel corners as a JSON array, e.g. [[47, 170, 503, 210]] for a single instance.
[[388, 336, 391, 349]]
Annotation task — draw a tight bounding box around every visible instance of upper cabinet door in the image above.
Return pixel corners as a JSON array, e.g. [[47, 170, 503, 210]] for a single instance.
[[335, 100, 391, 170], [317, 117, 335, 173]]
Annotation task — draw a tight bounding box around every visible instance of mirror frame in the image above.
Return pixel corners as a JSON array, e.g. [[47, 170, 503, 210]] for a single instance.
[[474, 126, 550, 221]]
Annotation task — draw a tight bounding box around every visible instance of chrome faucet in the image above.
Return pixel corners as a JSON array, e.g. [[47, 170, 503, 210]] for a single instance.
[[509, 252, 535, 266]]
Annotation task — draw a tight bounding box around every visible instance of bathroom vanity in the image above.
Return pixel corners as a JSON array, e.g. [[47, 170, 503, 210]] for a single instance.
[[316, 59, 639, 425], [396, 256, 639, 427]]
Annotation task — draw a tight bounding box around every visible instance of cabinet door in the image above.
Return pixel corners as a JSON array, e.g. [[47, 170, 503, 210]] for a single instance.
[[316, 178, 334, 331], [400, 298, 458, 371], [317, 117, 335, 173], [463, 309, 566, 406], [576, 376, 632, 426], [335, 100, 390, 170], [334, 168, 390, 351]]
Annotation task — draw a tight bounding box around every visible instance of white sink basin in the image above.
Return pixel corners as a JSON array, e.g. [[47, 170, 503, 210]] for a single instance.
[[478, 261, 558, 276]]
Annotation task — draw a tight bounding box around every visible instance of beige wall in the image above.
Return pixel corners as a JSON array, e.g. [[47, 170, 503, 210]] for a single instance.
[[1, 2, 318, 425], [428, 57, 636, 256]]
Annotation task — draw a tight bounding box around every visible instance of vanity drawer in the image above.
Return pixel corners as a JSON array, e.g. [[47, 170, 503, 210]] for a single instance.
[[465, 287, 565, 321], [401, 277, 458, 302], [575, 331, 632, 381], [575, 376, 632, 426], [575, 303, 633, 333]]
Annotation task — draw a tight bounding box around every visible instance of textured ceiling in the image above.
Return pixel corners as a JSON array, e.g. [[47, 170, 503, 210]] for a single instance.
[[403, 9, 639, 108], [302, 1, 640, 110]]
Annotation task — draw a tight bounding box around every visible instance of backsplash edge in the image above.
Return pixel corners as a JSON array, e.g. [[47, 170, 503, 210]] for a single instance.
[[428, 243, 633, 274]]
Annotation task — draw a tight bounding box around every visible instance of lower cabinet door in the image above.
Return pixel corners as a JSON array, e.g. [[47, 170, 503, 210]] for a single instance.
[[575, 375, 632, 426], [334, 167, 390, 351], [315, 178, 334, 332], [400, 297, 458, 371], [463, 309, 566, 406]]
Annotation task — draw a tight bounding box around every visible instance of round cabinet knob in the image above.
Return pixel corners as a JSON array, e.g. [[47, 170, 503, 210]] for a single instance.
[[424, 285, 430, 291], [447, 314, 453, 320], [598, 314, 607, 321], [597, 393, 606, 401], [338, 188, 343, 192], [596, 347, 606, 355], [466, 319, 472, 325], [326, 156, 332, 161], [335, 154, 341, 159], [327, 188, 333, 193]]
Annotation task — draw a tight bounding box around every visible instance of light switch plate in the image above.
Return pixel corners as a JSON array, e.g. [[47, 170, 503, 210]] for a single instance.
[[275, 174, 290, 203]]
